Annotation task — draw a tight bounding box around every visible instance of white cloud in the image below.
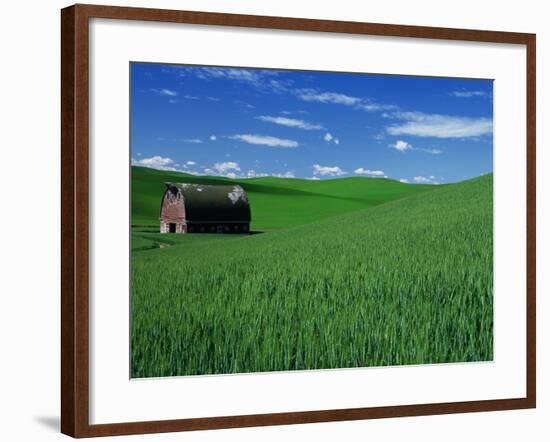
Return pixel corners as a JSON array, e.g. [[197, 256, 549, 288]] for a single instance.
[[133, 156, 176, 170], [182, 138, 203, 144], [213, 161, 241, 174], [334, 138, 340, 145], [417, 148, 443, 154], [244, 169, 293, 178], [413, 175, 439, 184], [450, 90, 488, 98], [245, 170, 268, 178], [413, 176, 431, 183], [354, 168, 385, 177], [267, 79, 294, 93], [391, 140, 413, 152], [295, 88, 396, 113], [159, 89, 177, 96], [389, 139, 442, 154], [207, 96, 221, 102], [399, 178, 409, 183], [257, 115, 323, 130], [182, 67, 291, 93], [272, 171, 296, 178], [234, 100, 255, 109], [386, 111, 493, 138], [355, 103, 398, 112], [194, 67, 262, 83], [150, 88, 178, 97], [226, 172, 238, 179], [324, 132, 333, 142], [296, 89, 361, 106], [183, 95, 199, 100], [313, 164, 346, 177], [230, 134, 299, 148], [186, 161, 196, 166], [210, 135, 217, 141]]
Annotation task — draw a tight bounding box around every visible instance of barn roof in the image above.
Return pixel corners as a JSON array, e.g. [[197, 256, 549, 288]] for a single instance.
[[165, 183, 251, 222]]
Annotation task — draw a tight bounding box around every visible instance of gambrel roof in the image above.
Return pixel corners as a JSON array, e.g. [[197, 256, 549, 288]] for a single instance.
[[162, 183, 251, 222]]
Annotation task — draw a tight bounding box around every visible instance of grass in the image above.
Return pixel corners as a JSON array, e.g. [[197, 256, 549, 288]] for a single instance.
[[131, 166, 434, 230], [131, 170, 493, 378]]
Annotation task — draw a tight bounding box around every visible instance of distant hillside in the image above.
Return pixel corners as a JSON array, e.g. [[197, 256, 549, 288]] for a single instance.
[[131, 166, 435, 230]]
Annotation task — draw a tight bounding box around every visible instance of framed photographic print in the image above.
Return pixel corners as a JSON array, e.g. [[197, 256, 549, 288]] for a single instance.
[[61, 4, 536, 438]]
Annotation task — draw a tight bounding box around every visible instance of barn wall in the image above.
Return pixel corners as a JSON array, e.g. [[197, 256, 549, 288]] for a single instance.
[[160, 221, 187, 233], [160, 189, 186, 233]]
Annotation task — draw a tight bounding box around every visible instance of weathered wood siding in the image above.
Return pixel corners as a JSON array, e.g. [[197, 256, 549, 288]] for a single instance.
[[160, 189, 186, 233]]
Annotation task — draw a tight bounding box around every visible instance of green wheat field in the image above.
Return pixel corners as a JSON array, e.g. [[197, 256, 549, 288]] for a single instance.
[[130, 166, 493, 378]]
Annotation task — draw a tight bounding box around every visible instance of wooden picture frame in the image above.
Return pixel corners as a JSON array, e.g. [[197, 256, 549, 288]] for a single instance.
[[61, 3, 536, 437]]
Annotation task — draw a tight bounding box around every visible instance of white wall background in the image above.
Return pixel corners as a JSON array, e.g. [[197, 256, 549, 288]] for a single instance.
[[0, 0, 546, 440]]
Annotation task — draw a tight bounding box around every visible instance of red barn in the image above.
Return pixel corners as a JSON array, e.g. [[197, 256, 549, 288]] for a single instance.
[[160, 183, 251, 234]]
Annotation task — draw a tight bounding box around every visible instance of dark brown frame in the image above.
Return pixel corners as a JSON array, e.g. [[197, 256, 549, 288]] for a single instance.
[[61, 3, 536, 438]]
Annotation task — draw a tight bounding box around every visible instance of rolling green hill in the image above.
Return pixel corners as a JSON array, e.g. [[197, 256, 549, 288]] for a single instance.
[[131, 166, 435, 230], [131, 173, 493, 378]]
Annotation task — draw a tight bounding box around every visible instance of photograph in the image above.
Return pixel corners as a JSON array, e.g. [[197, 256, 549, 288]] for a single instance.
[[130, 62, 494, 378], [0, 0, 542, 439]]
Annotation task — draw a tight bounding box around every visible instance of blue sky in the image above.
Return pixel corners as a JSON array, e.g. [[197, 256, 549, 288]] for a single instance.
[[131, 63, 493, 184]]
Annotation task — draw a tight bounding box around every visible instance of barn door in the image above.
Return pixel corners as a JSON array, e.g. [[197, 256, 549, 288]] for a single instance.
[[169, 223, 176, 233]]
